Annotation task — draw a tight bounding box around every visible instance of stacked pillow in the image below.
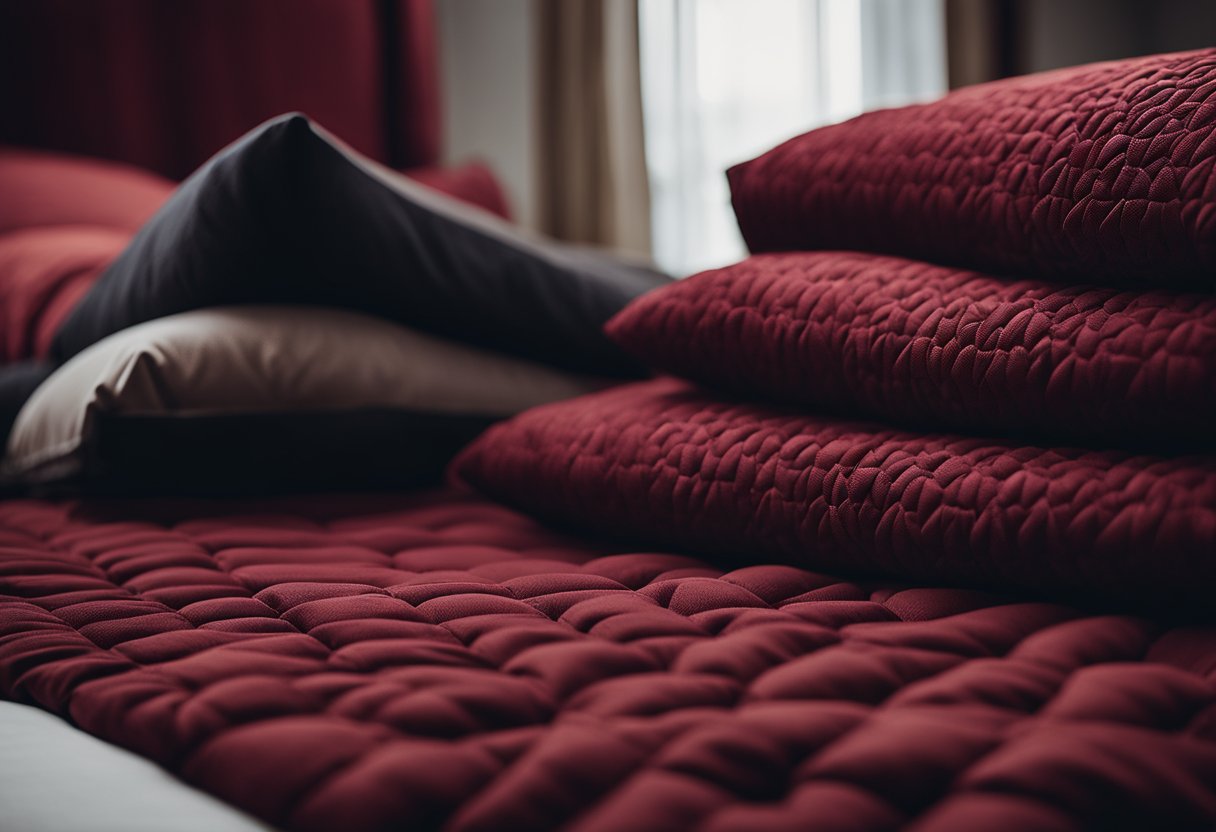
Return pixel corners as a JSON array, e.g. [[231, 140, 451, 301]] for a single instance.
[[3, 307, 606, 494], [456, 49, 1216, 610], [2, 118, 670, 493]]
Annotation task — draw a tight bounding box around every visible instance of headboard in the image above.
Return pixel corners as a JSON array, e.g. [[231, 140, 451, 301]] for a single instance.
[[0, 0, 440, 179]]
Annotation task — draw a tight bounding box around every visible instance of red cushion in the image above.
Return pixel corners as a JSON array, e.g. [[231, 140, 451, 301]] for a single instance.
[[0, 147, 170, 364], [0, 147, 173, 234], [1, 490, 1215, 830], [455, 378, 1216, 611], [729, 49, 1216, 289], [404, 161, 513, 221], [606, 251, 1216, 449], [0, 227, 131, 362]]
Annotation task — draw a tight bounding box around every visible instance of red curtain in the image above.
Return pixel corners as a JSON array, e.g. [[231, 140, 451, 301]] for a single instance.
[[0, 0, 441, 179]]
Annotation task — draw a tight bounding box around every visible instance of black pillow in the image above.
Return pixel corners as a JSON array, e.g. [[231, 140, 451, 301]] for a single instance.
[[51, 113, 669, 376]]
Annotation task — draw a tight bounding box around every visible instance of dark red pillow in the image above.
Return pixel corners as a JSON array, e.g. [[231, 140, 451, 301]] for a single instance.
[[454, 378, 1216, 611], [0, 148, 173, 449], [728, 49, 1216, 289], [0, 227, 132, 362], [404, 161, 512, 221], [0, 147, 176, 363], [606, 252, 1216, 449], [0, 147, 174, 234]]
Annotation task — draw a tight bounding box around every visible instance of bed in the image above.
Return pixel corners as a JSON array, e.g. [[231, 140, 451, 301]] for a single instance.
[[2, 30, 1216, 832]]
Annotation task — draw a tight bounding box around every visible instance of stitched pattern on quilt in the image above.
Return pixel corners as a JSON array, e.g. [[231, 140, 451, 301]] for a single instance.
[[3, 491, 1214, 832]]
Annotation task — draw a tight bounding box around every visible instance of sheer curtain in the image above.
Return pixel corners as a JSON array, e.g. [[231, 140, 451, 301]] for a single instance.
[[639, 0, 947, 275]]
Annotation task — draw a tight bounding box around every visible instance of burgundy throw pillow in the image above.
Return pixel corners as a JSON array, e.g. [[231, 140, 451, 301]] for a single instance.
[[404, 161, 512, 221], [0, 227, 131, 362], [454, 378, 1216, 610], [0, 147, 173, 234], [606, 252, 1216, 449], [728, 49, 1216, 289]]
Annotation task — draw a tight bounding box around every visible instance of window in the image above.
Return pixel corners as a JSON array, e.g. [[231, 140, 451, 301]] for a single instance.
[[640, 0, 947, 275]]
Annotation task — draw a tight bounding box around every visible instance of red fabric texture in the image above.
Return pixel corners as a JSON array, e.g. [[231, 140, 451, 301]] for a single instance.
[[606, 251, 1216, 448], [455, 378, 1216, 611], [0, 227, 133, 363], [1, 489, 1214, 831], [0, 0, 441, 180], [0, 148, 173, 235], [406, 162, 514, 221], [0, 148, 173, 362], [728, 49, 1216, 289]]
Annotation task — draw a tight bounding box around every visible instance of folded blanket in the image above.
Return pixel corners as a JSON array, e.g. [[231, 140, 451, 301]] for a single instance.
[[607, 252, 1216, 449], [456, 378, 1216, 612]]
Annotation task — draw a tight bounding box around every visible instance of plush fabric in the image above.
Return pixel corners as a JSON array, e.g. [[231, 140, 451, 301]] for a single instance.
[[0, 490, 1214, 831], [0, 148, 173, 454], [406, 161, 512, 221], [606, 252, 1216, 449], [0, 227, 134, 364], [52, 114, 668, 376], [4, 307, 605, 493], [455, 378, 1216, 611], [0, 148, 507, 370], [729, 49, 1216, 289], [0, 148, 172, 366], [0, 0, 440, 179], [0, 147, 174, 235]]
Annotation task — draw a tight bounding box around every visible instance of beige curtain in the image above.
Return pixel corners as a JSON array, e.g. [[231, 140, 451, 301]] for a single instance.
[[534, 0, 652, 255]]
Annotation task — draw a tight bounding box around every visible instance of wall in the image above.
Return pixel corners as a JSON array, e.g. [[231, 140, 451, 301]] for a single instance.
[[1022, 0, 1216, 73], [437, 0, 1216, 229], [436, 0, 540, 229]]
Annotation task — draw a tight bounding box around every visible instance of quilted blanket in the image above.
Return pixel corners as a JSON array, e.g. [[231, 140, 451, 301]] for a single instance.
[[2, 490, 1216, 831]]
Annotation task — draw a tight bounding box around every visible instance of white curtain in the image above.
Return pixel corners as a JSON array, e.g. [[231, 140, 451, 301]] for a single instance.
[[639, 0, 947, 275]]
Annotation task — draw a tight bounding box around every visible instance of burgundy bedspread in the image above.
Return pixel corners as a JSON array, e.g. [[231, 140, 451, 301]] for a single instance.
[[2, 489, 1216, 831]]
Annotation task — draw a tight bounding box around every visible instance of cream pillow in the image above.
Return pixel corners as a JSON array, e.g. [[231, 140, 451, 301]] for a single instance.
[[3, 306, 608, 493]]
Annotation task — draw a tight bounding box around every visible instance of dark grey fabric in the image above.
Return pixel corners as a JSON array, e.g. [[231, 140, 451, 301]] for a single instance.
[[52, 113, 670, 376]]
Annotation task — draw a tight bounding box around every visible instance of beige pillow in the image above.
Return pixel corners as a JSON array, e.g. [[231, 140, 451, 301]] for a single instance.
[[3, 306, 607, 491]]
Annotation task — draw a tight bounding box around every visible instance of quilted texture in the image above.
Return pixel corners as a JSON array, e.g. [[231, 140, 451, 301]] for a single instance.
[[606, 252, 1216, 448], [456, 379, 1216, 611], [729, 49, 1216, 288], [1, 489, 1216, 831]]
